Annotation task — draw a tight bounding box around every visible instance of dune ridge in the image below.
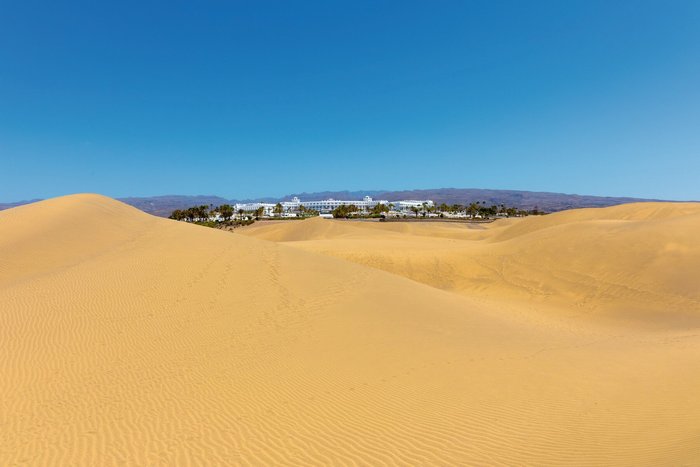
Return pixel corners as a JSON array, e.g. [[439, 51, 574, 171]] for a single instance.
[[2, 195, 700, 465]]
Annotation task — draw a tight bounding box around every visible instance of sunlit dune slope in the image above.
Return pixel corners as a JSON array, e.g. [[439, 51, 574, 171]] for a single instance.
[[242, 216, 495, 242], [0, 194, 158, 285], [2, 195, 700, 465], [491, 201, 700, 241], [242, 204, 700, 325]]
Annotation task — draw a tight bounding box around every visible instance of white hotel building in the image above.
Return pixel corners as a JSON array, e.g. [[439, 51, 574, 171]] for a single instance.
[[234, 196, 434, 216]]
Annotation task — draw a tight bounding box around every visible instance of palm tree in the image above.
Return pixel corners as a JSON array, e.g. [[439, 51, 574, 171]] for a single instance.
[[218, 204, 234, 221], [196, 205, 209, 221], [169, 209, 185, 221], [273, 203, 284, 217], [410, 206, 420, 218]]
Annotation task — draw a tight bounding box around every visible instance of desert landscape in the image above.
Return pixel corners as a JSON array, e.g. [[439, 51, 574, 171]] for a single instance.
[[2, 193, 699, 465]]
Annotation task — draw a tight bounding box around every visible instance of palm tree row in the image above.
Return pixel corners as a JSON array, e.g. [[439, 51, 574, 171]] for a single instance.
[[169, 201, 542, 223], [430, 202, 539, 219], [169, 204, 258, 225], [332, 203, 391, 218]]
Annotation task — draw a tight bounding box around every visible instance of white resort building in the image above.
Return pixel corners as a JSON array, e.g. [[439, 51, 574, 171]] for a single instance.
[[233, 196, 434, 216]]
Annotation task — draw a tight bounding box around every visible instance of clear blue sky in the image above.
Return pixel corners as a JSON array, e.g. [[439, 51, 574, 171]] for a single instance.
[[2, 0, 699, 201]]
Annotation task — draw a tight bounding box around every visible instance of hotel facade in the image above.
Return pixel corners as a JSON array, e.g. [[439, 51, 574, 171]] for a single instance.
[[233, 196, 434, 216]]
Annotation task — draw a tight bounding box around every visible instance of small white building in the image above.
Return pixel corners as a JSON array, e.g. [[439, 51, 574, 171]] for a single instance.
[[232, 202, 276, 216], [391, 200, 435, 211]]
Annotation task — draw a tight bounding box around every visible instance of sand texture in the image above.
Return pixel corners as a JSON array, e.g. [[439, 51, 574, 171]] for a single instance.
[[2, 194, 700, 465]]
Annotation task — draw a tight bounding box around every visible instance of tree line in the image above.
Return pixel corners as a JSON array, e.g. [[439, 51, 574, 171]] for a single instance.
[[170, 201, 544, 223], [433, 201, 542, 218], [332, 201, 543, 219], [332, 203, 390, 218], [169, 203, 321, 224], [169, 204, 260, 228], [271, 203, 320, 218]]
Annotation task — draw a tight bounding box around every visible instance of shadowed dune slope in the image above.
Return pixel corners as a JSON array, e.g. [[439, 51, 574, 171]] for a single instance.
[[2, 195, 700, 465], [242, 204, 700, 325]]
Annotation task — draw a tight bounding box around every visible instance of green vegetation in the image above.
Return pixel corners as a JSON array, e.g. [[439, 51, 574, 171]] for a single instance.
[[169, 200, 544, 225], [169, 205, 255, 230], [369, 203, 390, 216], [425, 202, 542, 219], [325, 200, 543, 220], [332, 204, 359, 218], [297, 204, 320, 217], [332, 203, 391, 218], [218, 204, 234, 221], [387, 201, 544, 220], [169, 205, 211, 222]]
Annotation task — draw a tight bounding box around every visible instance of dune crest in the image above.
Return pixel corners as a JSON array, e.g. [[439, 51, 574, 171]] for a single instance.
[[2, 195, 700, 464]]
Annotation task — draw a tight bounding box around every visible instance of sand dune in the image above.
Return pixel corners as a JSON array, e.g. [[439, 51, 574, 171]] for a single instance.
[[243, 205, 700, 327], [2, 195, 700, 465]]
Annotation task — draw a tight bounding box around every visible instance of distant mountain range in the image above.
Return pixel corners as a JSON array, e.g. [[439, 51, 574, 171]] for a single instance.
[[0, 189, 683, 217], [0, 199, 44, 212]]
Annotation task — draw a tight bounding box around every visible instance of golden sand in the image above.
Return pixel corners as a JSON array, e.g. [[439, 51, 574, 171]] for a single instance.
[[2, 194, 699, 465]]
